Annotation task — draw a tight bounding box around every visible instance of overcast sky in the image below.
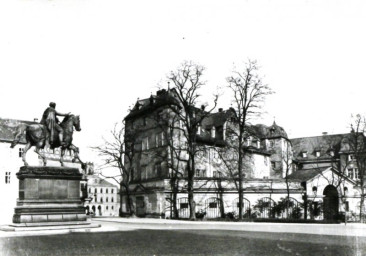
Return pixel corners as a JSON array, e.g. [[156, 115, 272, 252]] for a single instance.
[[1, 0, 366, 166]]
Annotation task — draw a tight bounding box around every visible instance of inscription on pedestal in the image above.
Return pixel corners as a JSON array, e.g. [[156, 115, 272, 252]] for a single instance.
[[13, 166, 86, 224]]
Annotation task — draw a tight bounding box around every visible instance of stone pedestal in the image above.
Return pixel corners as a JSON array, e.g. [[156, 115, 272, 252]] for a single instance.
[[12, 166, 87, 224]]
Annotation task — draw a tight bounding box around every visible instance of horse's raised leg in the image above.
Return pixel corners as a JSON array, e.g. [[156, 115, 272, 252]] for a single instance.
[[69, 144, 80, 163], [22, 143, 32, 166], [35, 147, 47, 166], [60, 148, 66, 167]]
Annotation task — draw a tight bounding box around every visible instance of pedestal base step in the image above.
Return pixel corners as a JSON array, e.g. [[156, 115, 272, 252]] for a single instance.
[[1, 221, 101, 232]]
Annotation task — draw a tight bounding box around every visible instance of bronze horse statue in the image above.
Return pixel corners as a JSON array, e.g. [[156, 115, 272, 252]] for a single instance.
[[10, 114, 84, 168]]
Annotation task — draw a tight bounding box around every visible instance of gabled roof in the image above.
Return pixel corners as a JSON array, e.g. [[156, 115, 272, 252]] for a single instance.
[[287, 167, 330, 181], [291, 133, 350, 161], [124, 89, 180, 121], [0, 118, 36, 144], [87, 175, 117, 187], [200, 109, 235, 129], [249, 121, 288, 140]]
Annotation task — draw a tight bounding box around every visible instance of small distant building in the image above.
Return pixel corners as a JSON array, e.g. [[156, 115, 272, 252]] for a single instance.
[[84, 175, 119, 217]]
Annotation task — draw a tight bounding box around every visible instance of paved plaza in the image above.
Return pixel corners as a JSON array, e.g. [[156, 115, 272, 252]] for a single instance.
[[0, 218, 366, 255]]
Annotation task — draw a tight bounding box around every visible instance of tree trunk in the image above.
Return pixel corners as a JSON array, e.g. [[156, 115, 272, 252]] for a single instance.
[[360, 189, 365, 223], [188, 155, 196, 220], [238, 148, 243, 220], [119, 183, 123, 217], [171, 178, 179, 219]]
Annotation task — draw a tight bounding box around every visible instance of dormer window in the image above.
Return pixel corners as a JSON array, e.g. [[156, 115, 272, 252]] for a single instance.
[[302, 152, 307, 158], [197, 125, 201, 135], [211, 127, 216, 138], [315, 151, 320, 157]]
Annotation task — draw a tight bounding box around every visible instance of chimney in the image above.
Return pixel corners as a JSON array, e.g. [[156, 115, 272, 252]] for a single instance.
[[34, 118, 38, 122], [201, 105, 205, 111], [322, 132, 328, 135], [218, 108, 223, 112]]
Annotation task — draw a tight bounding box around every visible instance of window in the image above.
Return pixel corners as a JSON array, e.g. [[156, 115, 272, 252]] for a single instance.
[[100, 188, 103, 193], [141, 166, 147, 180], [155, 132, 165, 147], [106, 197, 109, 202], [5, 172, 11, 184], [312, 186, 318, 194], [315, 151, 320, 157], [329, 150, 335, 157], [94, 188, 97, 194], [269, 140, 274, 148], [154, 163, 162, 177], [196, 169, 201, 177], [111, 189, 114, 194], [271, 161, 276, 169], [130, 168, 134, 182], [348, 168, 359, 180], [197, 125, 201, 135], [302, 152, 307, 158], [209, 202, 218, 208], [106, 206, 109, 210], [100, 197, 103, 203], [157, 110, 164, 122], [112, 197, 114, 202], [19, 148, 24, 157], [112, 206, 114, 210], [106, 189, 109, 193], [89, 188, 91, 193], [345, 201, 349, 211], [142, 137, 149, 150], [211, 127, 216, 138], [180, 203, 189, 209]]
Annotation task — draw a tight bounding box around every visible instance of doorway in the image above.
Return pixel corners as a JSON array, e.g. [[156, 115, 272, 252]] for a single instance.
[[323, 185, 339, 220]]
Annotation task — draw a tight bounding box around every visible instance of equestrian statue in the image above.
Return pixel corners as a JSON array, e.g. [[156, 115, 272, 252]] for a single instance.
[[10, 102, 85, 169]]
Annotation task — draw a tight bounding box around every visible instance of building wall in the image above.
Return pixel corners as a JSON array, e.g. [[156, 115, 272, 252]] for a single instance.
[[85, 177, 119, 217]]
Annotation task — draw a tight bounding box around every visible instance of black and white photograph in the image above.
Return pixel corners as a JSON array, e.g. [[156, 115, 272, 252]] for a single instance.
[[0, 0, 366, 255]]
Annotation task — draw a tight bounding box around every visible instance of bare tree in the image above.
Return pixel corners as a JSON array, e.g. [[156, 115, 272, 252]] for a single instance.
[[227, 60, 273, 219], [167, 61, 218, 220], [282, 143, 293, 218], [348, 114, 366, 221], [150, 112, 187, 219], [92, 122, 136, 217]]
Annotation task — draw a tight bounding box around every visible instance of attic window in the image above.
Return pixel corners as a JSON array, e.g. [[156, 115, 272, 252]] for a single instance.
[[211, 127, 216, 138], [197, 125, 201, 135]]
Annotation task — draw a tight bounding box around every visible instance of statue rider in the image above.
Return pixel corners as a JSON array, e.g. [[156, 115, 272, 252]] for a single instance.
[[40, 102, 70, 147]]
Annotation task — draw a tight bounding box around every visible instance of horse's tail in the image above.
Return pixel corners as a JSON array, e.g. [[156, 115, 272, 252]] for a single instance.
[[10, 123, 28, 148]]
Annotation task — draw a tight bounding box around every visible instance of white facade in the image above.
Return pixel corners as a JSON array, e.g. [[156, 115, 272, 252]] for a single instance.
[[84, 175, 119, 217]]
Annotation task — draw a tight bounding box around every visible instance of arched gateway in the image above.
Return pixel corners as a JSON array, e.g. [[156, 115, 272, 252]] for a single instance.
[[323, 185, 339, 220]]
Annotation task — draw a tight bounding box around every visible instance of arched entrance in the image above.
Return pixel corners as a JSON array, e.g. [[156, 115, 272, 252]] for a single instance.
[[85, 205, 90, 215], [323, 185, 339, 220], [92, 205, 96, 216], [98, 205, 102, 216]]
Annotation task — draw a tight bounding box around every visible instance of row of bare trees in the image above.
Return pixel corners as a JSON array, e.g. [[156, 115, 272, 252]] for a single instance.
[[92, 59, 272, 219]]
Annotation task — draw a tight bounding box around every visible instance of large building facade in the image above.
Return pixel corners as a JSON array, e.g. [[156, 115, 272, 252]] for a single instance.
[[121, 89, 363, 221]]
